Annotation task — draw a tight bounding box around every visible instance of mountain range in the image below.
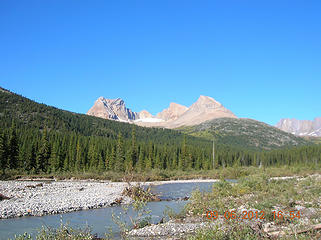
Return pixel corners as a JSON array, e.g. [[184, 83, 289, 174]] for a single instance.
[[87, 95, 237, 128], [276, 118, 321, 137], [0, 87, 313, 150], [88, 95, 320, 138]]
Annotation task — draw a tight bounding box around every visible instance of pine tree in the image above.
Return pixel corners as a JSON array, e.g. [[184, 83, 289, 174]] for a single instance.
[[186, 153, 193, 169], [195, 156, 201, 170], [155, 152, 161, 169], [88, 141, 98, 170], [63, 155, 69, 171], [130, 127, 137, 168], [148, 142, 154, 169], [18, 141, 28, 171], [125, 150, 132, 172], [105, 149, 110, 170], [68, 134, 76, 170], [171, 151, 178, 170], [60, 135, 68, 170], [145, 156, 152, 170], [49, 140, 60, 172], [162, 145, 169, 170], [8, 122, 19, 169], [28, 145, 37, 173], [137, 147, 145, 172], [0, 132, 7, 174], [108, 146, 116, 170], [178, 136, 187, 170], [115, 133, 125, 172], [36, 130, 50, 173], [75, 137, 83, 172], [98, 152, 105, 172]]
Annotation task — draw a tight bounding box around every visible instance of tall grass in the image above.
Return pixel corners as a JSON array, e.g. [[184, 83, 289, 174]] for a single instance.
[[3, 165, 320, 182]]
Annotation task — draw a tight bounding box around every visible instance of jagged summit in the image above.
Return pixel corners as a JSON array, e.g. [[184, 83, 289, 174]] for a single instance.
[[139, 110, 153, 119], [276, 117, 321, 137], [196, 95, 222, 105], [87, 97, 138, 121], [156, 102, 188, 121], [191, 95, 224, 111], [87, 95, 237, 128], [165, 95, 237, 128]]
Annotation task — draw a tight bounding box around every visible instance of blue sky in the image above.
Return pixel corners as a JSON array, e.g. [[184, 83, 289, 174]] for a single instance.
[[1, 0, 320, 125]]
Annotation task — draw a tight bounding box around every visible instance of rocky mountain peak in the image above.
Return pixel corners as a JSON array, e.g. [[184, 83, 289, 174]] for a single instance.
[[87, 97, 138, 121], [168, 102, 182, 108], [139, 110, 153, 119], [156, 102, 188, 121], [194, 95, 222, 109], [112, 98, 124, 105], [276, 117, 321, 136], [164, 95, 237, 128]]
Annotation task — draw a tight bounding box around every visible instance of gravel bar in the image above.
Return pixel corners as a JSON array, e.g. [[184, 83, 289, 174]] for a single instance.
[[0, 180, 132, 219]]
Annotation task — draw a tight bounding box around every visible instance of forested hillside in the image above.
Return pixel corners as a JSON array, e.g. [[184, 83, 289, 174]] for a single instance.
[[0, 88, 197, 145], [0, 87, 320, 176], [0, 88, 213, 173], [181, 118, 310, 150]]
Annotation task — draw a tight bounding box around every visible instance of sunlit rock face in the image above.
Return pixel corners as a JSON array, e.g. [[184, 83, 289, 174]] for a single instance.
[[276, 117, 321, 136]]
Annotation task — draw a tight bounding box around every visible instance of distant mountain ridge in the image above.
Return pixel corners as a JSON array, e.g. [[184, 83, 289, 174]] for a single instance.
[[181, 118, 310, 150], [276, 118, 321, 137], [87, 95, 237, 128]]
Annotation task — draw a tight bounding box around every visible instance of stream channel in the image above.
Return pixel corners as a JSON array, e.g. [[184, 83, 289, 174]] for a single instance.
[[0, 180, 236, 239]]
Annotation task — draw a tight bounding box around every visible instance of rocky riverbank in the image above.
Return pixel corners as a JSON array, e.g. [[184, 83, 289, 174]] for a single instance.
[[0, 178, 220, 219], [0, 180, 132, 219], [128, 174, 321, 239]]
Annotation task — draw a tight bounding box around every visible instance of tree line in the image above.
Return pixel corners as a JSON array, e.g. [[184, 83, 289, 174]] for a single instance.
[[1, 122, 320, 175]]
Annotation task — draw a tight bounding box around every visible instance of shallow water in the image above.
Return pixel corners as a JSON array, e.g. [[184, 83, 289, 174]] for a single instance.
[[148, 181, 216, 200], [0, 181, 221, 240]]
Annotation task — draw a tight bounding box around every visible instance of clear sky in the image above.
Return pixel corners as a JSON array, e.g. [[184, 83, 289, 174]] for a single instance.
[[1, 0, 320, 125]]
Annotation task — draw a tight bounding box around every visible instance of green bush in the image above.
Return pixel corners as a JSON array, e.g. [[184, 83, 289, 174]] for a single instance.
[[13, 223, 95, 240]]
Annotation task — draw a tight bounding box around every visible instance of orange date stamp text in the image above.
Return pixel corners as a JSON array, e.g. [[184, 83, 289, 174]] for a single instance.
[[206, 210, 301, 221]]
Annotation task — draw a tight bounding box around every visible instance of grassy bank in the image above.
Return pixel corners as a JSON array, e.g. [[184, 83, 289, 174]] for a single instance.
[[185, 174, 321, 239], [2, 165, 321, 182]]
